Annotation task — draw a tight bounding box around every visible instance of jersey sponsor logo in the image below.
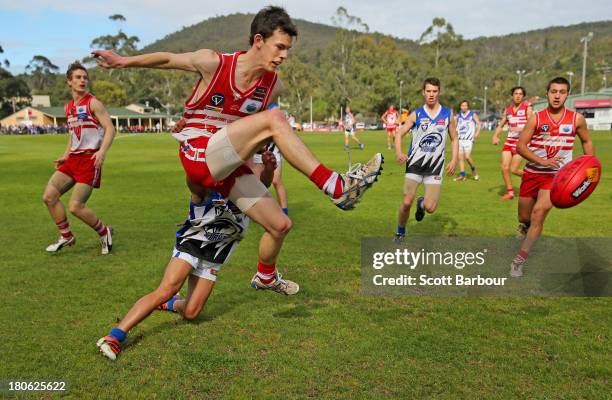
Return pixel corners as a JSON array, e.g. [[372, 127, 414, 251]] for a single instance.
[[433, 176, 442, 180], [517, 110, 526, 116], [419, 133, 442, 152], [436, 118, 446, 125], [76, 105, 88, 120], [205, 105, 223, 113], [560, 124, 573, 134], [210, 93, 225, 106], [239, 99, 262, 114]]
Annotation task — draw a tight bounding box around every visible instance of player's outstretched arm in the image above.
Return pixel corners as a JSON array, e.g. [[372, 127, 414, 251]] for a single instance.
[[575, 113, 595, 156], [446, 111, 458, 175], [92, 49, 218, 74], [473, 112, 481, 139], [90, 98, 117, 169], [394, 112, 414, 164], [492, 115, 507, 145]]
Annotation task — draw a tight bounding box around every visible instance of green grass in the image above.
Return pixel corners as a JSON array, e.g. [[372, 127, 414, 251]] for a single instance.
[[0, 131, 610, 399]]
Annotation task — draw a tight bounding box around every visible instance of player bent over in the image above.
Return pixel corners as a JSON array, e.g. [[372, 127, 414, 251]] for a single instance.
[[42, 62, 116, 254], [510, 77, 594, 277], [492, 86, 532, 200], [97, 153, 286, 360], [393, 78, 458, 242], [453, 100, 481, 181], [93, 6, 382, 293]]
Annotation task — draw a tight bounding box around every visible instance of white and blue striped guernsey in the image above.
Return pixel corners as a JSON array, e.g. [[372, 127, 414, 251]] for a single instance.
[[406, 105, 451, 176], [457, 110, 476, 141]]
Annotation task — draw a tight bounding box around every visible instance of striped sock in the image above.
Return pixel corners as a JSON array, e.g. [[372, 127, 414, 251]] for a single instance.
[[309, 164, 344, 199], [513, 249, 529, 265], [92, 219, 108, 237], [257, 260, 276, 284], [507, 187, 515, 195], [56, 219, 73, 239]]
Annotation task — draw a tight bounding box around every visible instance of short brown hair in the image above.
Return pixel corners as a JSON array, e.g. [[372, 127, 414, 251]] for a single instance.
[[547, 76, 570, 92], [423, 77, 441, 89], [66, 61, 88, 80], [249, 6, 298, 45]]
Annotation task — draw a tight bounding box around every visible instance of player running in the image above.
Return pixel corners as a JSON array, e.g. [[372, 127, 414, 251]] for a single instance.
[[93, 7, 383, 294], [97, 153, 282, 360], [510, 77, 594, 277], [342, 106, 364, 150], [453, 100, 481, 181], [393, 78, 458, 242], [382, 105, 399, 150], [492, 86, 532, 200], [42, 62, 116, 254]]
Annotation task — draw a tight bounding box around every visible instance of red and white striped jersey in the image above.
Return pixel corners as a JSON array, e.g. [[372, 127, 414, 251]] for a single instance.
[[65, 93, 104, 154], [383, 110, 399, 128], [524, 107, 578, 175], [505, 101, 530, 139], [174, 51, 278, 142]]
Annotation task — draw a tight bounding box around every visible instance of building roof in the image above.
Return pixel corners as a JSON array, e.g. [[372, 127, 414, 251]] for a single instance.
[[532, 92, 612, 111], [33, 106, 168, 119]]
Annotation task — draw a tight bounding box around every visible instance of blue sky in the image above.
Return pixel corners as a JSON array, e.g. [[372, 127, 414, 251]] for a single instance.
[[1, 0, 610, 75]]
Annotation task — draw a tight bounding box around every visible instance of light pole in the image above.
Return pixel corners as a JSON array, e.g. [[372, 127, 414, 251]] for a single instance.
[[516, 69, 526, 86], [399, 80, 403, 112], [567, 71, 574, 87], [484, 86, 488, 118], [580, 32, 594, 95]]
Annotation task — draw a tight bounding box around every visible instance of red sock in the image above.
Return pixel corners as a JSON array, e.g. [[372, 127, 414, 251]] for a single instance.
[[514, 249, 529, 265], [56, 219, 73, 239], [309, 163, 344, 199], [507, 187, 515, 195], [257, 260, 276, 284], [92, 219, 108, 237]]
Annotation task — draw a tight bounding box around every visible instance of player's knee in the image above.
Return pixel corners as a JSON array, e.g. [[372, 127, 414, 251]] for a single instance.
[[424, 200, 437, 213], [530, 207, 549, 222], [268, 214, 292, 238], [182, 304, 202, 321], [401, 197, 414, 209], [268, 109, 289, 131], [68, 201, 84, 215], [42, 191, 58, 206], [501, 163, 510, 172]]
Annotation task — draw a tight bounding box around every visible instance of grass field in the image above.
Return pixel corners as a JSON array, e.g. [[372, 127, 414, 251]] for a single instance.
[[1, 131, 610, 399]]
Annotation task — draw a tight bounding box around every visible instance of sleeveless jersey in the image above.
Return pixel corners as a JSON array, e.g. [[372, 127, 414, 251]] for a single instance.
[[65, 93, 104, 154], [524, 108, 577, 175], [344, 112, 354, 130], [174, 51, 278, 142], [406, 105, 451, 176], [175, 192, 249, 266], [505, 101, 530, 140], [384, 110, 399, 129], [457, 111, 476, 141]]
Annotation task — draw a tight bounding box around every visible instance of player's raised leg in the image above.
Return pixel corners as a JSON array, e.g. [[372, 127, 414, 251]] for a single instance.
[[43, 171, 76, 252]]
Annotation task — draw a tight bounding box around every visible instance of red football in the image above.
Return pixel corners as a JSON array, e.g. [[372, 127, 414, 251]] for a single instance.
[[551, 155, 602, 209]]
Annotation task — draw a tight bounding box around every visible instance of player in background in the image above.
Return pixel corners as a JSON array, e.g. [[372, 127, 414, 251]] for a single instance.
[[42, 62, 116, 254], [453, 100, 481, 181], [93, 7, 383, 294], [400, 108, 410, 126], [97, 152, 280, 360], [510, 77, 594, 277], [393, 78, 458, 242], [251, 102, 289, 215], [382, 105, 399, 150], [342, 106, 364, 150], [492, 86, 532, 200]]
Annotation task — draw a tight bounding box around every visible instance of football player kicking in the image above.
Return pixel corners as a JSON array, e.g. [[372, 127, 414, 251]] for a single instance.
[[510, 77, 594, 277], [93, 6, 382, 295], [97, 152, 281, 360], [393, 78, 458, 242]]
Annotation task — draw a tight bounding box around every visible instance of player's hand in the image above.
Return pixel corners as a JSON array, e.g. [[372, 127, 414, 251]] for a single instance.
[[91, 50, 125, 69], [91, 150, 106, 169], [172, 118, 187, 133], [261, 151, 277, 171], [54, 154, 68, 167], [446, 159, 457, 176], [492, 135, 500, 145], [539, 156, 562, 169], [396, 153, 408, 164]]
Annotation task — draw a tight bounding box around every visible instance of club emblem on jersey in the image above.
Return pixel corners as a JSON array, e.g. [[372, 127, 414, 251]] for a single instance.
[[239, 99, 262, 114], [517, 110, 526, 116], [419, 133, 442, 152], [210, 93, 225, 107], [420, 117, 430, 130], [560, 124, 572, 134], [541, 124, 550, 133], [76, 105, 87, 120]]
